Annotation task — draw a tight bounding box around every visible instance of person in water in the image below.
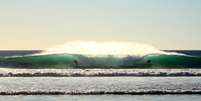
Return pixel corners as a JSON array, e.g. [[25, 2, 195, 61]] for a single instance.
[[147, 60, 151, 63], [73, 60, 78, 67]]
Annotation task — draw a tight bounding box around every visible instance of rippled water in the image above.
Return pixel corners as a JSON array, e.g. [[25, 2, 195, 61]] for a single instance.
[[0, 77, 201, 94], [1, 95, 201, 101]]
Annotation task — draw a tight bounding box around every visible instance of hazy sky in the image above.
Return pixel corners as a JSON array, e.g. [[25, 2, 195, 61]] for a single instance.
[[0, 0, 201, 50]]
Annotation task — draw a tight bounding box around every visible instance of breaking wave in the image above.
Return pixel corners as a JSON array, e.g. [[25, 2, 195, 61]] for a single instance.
[[0, 41, 200, 68]]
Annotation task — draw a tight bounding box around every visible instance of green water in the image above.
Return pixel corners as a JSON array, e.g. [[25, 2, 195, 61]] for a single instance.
[[144, 54, 201, 68], [0, 54, 201, 68]]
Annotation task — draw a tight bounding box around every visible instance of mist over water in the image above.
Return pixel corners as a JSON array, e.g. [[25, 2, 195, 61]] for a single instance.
[[40, 41, 179, 57]]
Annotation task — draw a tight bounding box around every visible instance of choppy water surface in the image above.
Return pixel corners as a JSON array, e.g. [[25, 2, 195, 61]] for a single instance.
[[0, 95, 201, 101], [0, 69, 201, 77], [0, 77, 201, 94]]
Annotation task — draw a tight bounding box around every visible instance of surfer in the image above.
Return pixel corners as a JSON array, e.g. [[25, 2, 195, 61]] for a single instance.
[[147, 60, 151, 64], [73, 60, 78, 68]]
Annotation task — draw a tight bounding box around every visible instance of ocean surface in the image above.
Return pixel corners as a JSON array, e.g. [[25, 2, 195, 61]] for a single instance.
[[1, 95, 201, 101], [0, 76, 200, 101], [0, 50, 200, 100], [0, 77, 201, 95]]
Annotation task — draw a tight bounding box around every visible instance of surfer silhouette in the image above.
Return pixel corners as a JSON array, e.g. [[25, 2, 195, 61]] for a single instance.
[[73, 60, 78, 68], [147, 60, 151, 64]]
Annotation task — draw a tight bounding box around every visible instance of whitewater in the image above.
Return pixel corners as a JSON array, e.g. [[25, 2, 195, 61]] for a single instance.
[[40, 41, 179, 57]]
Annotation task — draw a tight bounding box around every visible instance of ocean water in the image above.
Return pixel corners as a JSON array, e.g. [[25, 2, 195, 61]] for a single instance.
[[0, 50, 200, 100], [1, 95, 201, 101], [0, 75, 200, 100], [0, 77, 201, 94], [0, 50, 200, 68], [0, 68, 201, 77]]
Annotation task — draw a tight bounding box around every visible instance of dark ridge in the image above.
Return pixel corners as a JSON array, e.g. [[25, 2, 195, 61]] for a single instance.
[[163, 50, 201, 51], [1, 72, 201, 77], [0, 91, 201, 95], [0, 50, 42, 57]]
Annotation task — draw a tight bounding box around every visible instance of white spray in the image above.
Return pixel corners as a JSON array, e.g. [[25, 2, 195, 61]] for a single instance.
[[39, 41, 179, 57]]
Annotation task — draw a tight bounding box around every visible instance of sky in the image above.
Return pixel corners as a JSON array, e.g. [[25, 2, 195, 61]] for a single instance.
[[0, 0, 201, 50]]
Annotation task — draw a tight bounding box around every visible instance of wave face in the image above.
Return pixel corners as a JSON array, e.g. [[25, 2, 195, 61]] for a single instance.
[[0, 41, 200, 68], [0, 54, 201, 68], [0, 54, 147, 68], [144, 54, 201, 68]]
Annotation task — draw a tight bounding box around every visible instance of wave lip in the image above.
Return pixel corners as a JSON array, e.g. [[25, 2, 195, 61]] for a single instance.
[[0, 69, 201, 77], [40, 41, 169, 57]]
